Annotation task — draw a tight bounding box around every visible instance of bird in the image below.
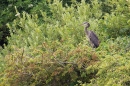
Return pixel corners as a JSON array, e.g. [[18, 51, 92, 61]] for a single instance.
[[82, 22, 100, 48]]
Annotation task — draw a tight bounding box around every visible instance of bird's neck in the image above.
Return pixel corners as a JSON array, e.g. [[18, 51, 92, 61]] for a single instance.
[[84, 27, 89, 35]]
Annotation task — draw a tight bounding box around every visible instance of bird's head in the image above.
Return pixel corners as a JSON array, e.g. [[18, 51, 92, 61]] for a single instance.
[[82, 22, 90, 28]]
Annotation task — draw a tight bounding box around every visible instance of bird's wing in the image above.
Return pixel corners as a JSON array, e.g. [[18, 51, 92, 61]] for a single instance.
[[90, 31, 99, 40], [89, 31, 100, 47]]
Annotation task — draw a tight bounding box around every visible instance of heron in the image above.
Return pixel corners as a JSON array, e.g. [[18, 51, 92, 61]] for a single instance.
[[82, 22, 100, 48]]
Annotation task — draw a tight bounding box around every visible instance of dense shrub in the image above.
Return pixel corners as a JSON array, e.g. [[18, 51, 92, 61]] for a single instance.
[[0, 0, 130, 86], [1, 44, 99, 86], [0, 0, 50, 47], [0, 0, 101, 85], [87, 55, 130, 86], [99, 0, 130, 38]]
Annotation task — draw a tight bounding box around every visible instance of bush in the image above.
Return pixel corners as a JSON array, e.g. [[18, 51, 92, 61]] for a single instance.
[[1, 0, 101, 85], [87, 55, 130, 86], [1, 44, 99, 86], [99, 0, 130, 38], [1, 0, 130, 86], [0, 0, 50, 47]]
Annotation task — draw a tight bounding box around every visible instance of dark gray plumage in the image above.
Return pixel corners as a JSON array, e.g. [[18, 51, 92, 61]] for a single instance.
[[82, 22, 100, 48]]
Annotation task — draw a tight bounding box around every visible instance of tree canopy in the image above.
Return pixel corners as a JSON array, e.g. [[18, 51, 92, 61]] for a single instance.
[[0, 0, 130, 86]]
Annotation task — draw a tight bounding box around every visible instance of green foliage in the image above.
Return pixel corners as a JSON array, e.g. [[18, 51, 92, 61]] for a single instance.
[[100, 0, 130, 38], [0, 0, 130, 86], [1, 0, 101, 85], [1, 45, 98, 86], [0, 0, 50, 47], [97, 37, 130, 56], [88, 55, 130, 86]]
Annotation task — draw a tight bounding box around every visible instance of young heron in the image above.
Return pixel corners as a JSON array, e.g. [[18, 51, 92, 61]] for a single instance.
[[82, 22, 100, 48]]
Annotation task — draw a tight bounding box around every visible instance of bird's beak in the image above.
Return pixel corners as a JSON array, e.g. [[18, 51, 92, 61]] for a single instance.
[[80, 24, 84, 26]]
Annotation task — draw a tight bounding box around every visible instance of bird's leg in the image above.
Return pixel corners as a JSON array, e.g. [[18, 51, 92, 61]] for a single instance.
[[89, 40, 94, 48]]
